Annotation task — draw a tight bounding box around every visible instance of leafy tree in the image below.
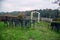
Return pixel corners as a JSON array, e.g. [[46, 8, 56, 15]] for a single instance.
[[18, 15, 23, 19]]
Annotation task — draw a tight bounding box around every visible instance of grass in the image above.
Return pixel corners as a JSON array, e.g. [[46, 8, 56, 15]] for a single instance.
[[0, 21, 60, 40]]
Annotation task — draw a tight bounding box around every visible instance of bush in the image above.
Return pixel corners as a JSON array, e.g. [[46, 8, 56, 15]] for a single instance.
[[53, 18, 60, 21], [18, 15, 23, 19]]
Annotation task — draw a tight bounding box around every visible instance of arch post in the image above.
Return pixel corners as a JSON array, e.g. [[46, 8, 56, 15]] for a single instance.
[[38, 13, 40, 22], [31, 11, 40, 23]]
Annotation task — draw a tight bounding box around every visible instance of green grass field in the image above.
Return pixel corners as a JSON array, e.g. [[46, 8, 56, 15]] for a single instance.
[[0, 21, 60, 40]]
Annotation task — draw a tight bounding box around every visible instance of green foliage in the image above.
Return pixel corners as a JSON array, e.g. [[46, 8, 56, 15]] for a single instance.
[[0, 21, 60, 40], [26, 9, 60, 18], [18, 15, 23, 19], [52, 18, 60, 23], [0, 9, 60, 18], [53, 18, 60, 21]]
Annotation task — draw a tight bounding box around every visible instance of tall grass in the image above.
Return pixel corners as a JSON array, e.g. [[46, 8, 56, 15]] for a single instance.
[[0, 21, 60, 40]]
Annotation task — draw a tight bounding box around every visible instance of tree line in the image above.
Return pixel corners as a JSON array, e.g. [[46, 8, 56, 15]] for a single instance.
[[0, 9, 60, 18], [26, 9, 60, 18]]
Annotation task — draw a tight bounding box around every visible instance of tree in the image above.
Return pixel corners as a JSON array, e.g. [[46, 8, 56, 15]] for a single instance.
[[18, 15, 23, 19]]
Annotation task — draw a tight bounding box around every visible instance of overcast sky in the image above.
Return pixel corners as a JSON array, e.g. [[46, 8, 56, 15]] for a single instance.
[[0, 0, 58, 12]]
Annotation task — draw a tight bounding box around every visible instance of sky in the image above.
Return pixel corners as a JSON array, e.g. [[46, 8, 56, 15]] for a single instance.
[[0, 0, 59, 12]]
